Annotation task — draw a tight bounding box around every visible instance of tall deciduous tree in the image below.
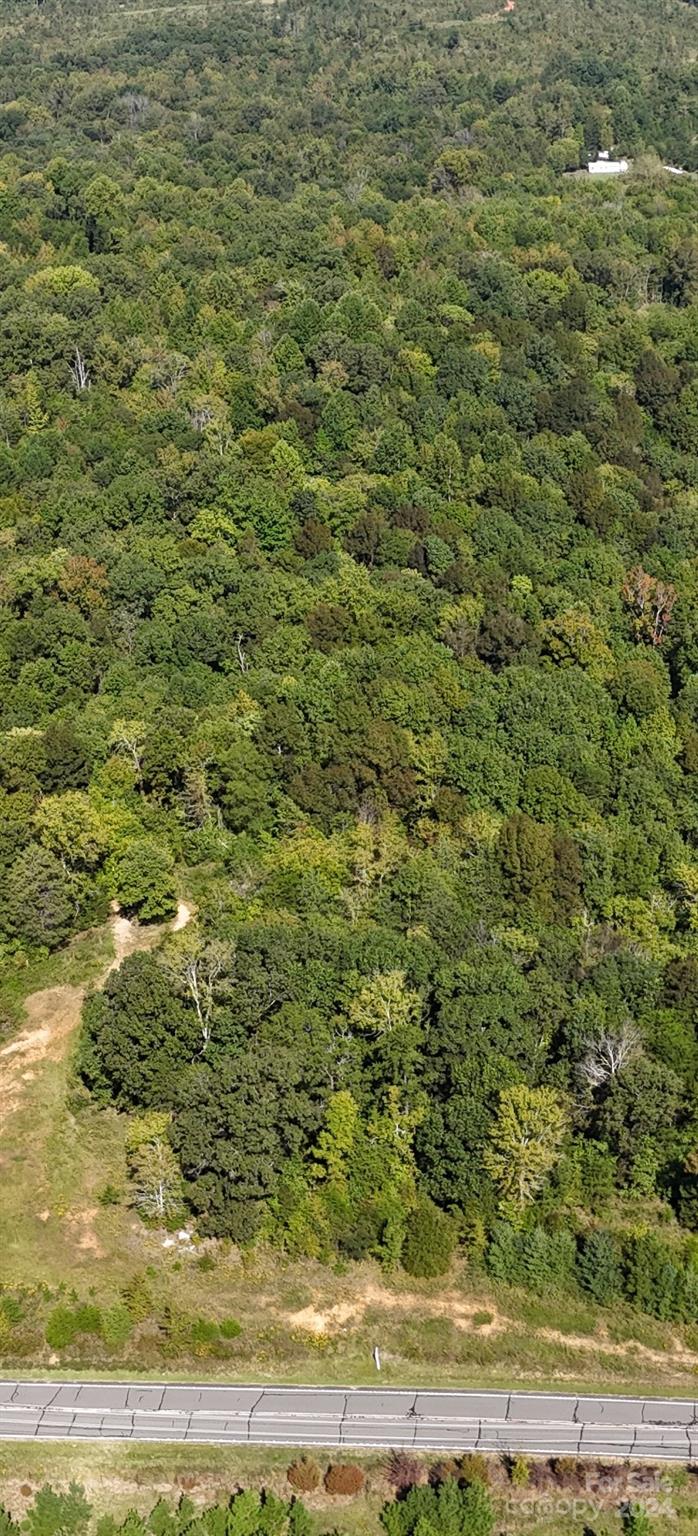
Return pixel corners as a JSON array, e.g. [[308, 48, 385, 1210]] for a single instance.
[[484, 1084, 567, 1215]]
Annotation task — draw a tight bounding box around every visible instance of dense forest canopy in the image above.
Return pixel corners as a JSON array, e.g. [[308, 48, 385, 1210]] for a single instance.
[[1, 0, 698, 1315]]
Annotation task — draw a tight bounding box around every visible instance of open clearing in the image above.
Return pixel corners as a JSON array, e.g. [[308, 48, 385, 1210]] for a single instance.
[[0, 906, 188, 1287]]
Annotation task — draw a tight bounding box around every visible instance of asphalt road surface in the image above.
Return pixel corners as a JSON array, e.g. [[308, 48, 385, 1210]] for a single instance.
[[2, 1382, 698, 1460]]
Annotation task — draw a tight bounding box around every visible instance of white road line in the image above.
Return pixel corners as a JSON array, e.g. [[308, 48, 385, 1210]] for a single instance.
[[0, 1382, 697, 1461]]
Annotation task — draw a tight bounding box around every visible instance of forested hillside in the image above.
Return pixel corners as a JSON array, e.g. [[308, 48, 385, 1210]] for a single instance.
[[1, 0, 698, 1324]]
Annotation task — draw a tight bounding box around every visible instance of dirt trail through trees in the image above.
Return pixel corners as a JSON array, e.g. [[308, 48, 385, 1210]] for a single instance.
[[0, 903, 193, 1131]]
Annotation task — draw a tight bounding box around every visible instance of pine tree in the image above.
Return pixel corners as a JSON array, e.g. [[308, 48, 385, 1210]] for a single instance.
[[23, 370, 48, 433]]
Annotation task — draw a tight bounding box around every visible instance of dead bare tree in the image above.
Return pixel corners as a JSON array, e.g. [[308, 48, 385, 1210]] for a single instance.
[[70, 346, 90, 393], [622, 566, 677, 646], [189, 404, 214, 433], [180, 940, 235, 1051], [182, 764, 210, 828], [122, 92, 150, 130], [162, 934, 236, 1053], [579, 1021, 642, 1089], [112, 607, 139, 658], [109, 719, 147, 786]]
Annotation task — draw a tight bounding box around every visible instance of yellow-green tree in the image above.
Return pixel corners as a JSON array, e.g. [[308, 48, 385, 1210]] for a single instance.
[[347, 970, 421, 1038], [484, 1085, 567, 1216]]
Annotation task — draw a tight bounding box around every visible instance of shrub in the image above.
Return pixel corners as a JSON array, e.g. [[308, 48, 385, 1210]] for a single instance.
[[287, 1459, 321, 1492], [429, 1459, 461, 1486], [73, 1305, 102, 1336], [220, 1317, 242, 1339], [402, 1200, 456, 1278], [551, 1457, 585, 1490], [45, 1307, 79, 1349], [45, 1304, 102, 1350], [472, 1311, 493, 1328], [623, 1504, 653, 1536], [101, 1304, 133, 1350], [385, 1451, 422, 1491], [190, 1318, 220, 1354], [509, 1455, 530, 1487], [97, 1183, 122, 1207], [0, 1296, 23, 1326], [121, 1273, 153, 1321], [460, 1454, 491, 1486], [324, 1464, 365, 1495]]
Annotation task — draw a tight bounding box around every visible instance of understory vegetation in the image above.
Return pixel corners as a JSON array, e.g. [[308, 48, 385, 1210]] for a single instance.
[[1, 0, 698, 1343], [0, 1461, 684, 1536]]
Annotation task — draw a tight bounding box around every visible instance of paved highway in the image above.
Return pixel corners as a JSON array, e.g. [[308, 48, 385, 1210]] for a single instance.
[[1, 1382, 698, 1460]]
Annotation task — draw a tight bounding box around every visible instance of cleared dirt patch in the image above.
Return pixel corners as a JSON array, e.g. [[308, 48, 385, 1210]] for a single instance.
[[0, 903, 193, 1133], [172, 899, 196, 933], [0, 985, 84, 1130], [0, 909, 153, 1131], [0, 902, 194, 1283], [289, 1282, 504, 1337]]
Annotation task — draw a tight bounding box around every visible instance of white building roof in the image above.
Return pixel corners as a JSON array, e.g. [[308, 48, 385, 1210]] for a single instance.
[[588, 157, 629, 174]]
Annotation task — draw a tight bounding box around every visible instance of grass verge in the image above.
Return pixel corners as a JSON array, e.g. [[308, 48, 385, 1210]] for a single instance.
[[0, 1442, 696, 1536]]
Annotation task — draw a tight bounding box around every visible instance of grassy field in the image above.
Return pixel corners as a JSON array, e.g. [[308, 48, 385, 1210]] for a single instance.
[[0, 1443, 383, 1536], [0, 926, 114, 1033], [0, 1441, 697, 1536]]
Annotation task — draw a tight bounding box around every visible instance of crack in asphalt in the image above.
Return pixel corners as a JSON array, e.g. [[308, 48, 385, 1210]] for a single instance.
[[4, 1383, 698, 1458], [247, 1389, 266, 1441]]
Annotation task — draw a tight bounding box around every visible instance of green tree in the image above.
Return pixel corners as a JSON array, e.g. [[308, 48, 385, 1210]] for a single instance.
[[80, 953, 200, 1108], [623, 1506, 653, 1536], [381, 1479, 493, 1536], [24, 1485, 92, 1536], [484, 1085, 567, 1215], [499, 814, 555, 921], [401, 1199, 456, 1277], [35, 792, 108, 870], [5, 843, 75, 949], [577, 1229, 623, 1303], [106, 839, 177, 921]]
